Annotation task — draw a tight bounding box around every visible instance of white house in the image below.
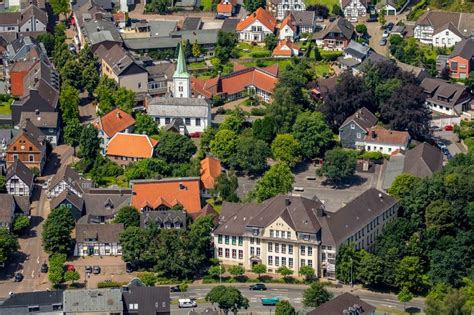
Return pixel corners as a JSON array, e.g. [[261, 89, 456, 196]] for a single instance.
[[272, 39, 300, 58], [47, 165, 92, 199], [236, 8, 277, 43], [6, 160, 34, 197], [75, 223, 124, 256], [279, 14, 296, 40], [432, 24, 463, 48], [356, 126, 410, 154], [267, 0, 306, 21], [341, 0, 367, 21], [18, 4, 48, 32]]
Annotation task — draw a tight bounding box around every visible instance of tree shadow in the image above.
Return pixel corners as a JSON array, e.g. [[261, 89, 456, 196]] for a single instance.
[[321, 175, 368, 189], [0, 251, 27, 280], [406, 307, 422, 314], [42, 152, 61, 176], [292, 161, 310, 175], [235, 275, 248, 282], [258, 275, 273, 283]]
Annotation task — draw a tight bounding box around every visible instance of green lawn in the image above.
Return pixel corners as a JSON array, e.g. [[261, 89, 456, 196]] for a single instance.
[[242, 58, 292, 69], [304, 0, 339, 12], [236, 43, 272, 59], [188, 61, 208, 70], [0, 99, 12, 116], [314, 63, 331, 77], [200, 0, 213, 11]]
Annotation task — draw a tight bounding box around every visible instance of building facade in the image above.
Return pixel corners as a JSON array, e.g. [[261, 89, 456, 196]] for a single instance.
[[341, 0, 367, 21], [236, 8, 276, 42]]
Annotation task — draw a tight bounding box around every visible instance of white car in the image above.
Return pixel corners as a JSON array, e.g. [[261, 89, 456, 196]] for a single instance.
[[178, 299, 197, 308], [383, 30, 389, 38]]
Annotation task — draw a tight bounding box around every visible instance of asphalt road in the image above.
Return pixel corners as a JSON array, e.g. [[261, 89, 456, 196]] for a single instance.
[[169, 284, 425, 314]]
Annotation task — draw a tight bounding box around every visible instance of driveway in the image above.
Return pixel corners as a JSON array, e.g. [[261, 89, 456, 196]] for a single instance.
[[79, 93, 97, 124], [67, 256, 129, 289], [365, 11, 410, 56], [433, 130, 467, 155]]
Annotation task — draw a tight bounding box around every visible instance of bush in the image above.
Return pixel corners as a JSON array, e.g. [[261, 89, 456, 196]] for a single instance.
[[251, 51, 271, 58], [464, 137, 474, 152], [250, 108, 266, 116], [359, 151, 384, 161], [97, 281, 126, 288], [320, 50, 343, 61]]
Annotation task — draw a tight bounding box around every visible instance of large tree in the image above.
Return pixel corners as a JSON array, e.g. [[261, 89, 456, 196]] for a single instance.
[[215, 31, 237, 63], [234, 136, 269, 174], [395, 256, 425, 293], [271, 134, 301, 167], [317, 148, 357, 184], [50, 0, 69, 15], [134, 113, 159, 136], [275, 300, 296, 315], [206, 286, 249, 315], [120, 226, 153, 265], [303, 282, 333, 307], [214, 171, 239, 202], [253, 163, 294, 202], [242, 0, 265, 13], [0, 228, 18, 265], [113, 206, 140, 228], [42, 206, 75, 254], [387, 173, 421, 201], [156, 131, 196, 164], [210, 129, 238, 166], [292, 112, 333, 159]]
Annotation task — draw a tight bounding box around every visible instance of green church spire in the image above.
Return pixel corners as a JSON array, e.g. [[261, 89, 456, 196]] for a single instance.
[[174, 42, 190, 78]]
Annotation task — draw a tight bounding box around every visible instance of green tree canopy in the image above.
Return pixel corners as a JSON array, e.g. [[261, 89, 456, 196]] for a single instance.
[[275, 300, 296, 315], [251, 263, 267, 278], [234, 136, 269, 174], [208, 265, 226, 278], [292, 111, 333, 159], [264, 33, 279, 51], [210, 129, 238, 166], [398, 287, 413, 311], [205, 285, 249, 315], [48, 253, 66, 285], [317, 148, 357, 184], [303, 282, 333, 307], [0, 228, 18, 264], [13, 216, 30, 233], [299, 265, 315, 280], [113, 206, 140, 228], [395, 256, 425, 293], [228, 265, 245, 278], [50, 0, 69, 15], [425, 200, 453, 232], [134, 113, 159, 136], [271, 134, 301, 167], [64, 270, 80, 284], [276, 266, 293, 279], [156, 131, 197, 164], [215, 31, 238, 63], [253, 163, 294, 202], [387, 173, 421, 201], [214, 171, 239, 202], [42, 206, 75, 254], [139, 272, 158, 286]]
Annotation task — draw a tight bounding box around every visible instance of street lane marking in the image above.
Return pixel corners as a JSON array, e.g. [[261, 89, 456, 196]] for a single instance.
[[31, 270, 35, 278], [37, 257, 40, 264]]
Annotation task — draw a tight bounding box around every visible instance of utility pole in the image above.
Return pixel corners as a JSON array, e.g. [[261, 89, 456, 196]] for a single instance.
[[350, 257, 353, 289], [219, 265, 222, 284]]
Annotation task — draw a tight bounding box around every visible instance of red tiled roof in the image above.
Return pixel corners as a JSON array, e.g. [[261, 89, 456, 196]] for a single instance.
[[131, 178, 202, 213], [236, 7, 276, 32], [106, 133, 157, 159], [93, 108, 136, 138], [217, 2, 233, 13], [272, 39, 299, 57], [200, 156, 222, 190], [363, 126, 410, 145], [280, 14, 296, 32]]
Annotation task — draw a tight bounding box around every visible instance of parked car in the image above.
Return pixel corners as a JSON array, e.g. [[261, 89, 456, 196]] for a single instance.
[[382, 30, 389, 38], [379, 38, 387, 46], [85, 266, 92, 273], [14, 273, 24, 282], [92, 266, 101, 274], [249, 283, 267, 291], [178, 298, 197, 308], [444, 124, 454, 131], [385, 22, 394, 31], [261, 297, 279, 306], [40, 263, 48, 273], [66, 265, 75, 272], [125, 262, 134, 273], [170, 286, 181, 292], [430, 125, 442, 132]]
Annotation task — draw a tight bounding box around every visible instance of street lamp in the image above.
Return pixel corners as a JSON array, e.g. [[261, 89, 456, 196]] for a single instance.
[[219, 265, 222, 284], [350, 257, 353, 289]]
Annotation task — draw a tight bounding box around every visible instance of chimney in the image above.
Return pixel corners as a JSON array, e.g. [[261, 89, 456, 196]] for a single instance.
[[316, 207, 325, 217], [116, 111, 121, 119], [285, 198, 291, 206], [379, 193, 383, 199], [35, 109, 39, 115], [371, 130, 376, 139]]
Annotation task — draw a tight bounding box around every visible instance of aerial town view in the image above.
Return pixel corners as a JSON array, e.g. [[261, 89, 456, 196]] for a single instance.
[[0, 0, 472, 312]]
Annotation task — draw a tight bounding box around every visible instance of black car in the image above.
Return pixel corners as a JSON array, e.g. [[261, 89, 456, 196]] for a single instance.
[[385, 22, 394, 31], [40, 263, 48, 273], [170, 286, 181, 292], [14, 273, 24, 282], [125, 262, 134, 273], [249, 283, 267, 291], [92, 266, 101, 274], [85, 266, 92, 273]]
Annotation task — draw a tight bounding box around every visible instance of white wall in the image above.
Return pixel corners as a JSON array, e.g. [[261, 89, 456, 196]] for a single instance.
[[432, 29, 462, 47], [19, 18, 46, 32], [357, 141, 408, 154], [154, 116, 208, 134]]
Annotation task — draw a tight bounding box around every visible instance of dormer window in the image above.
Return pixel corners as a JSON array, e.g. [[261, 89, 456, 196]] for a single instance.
[[252, 228, 259, 236]]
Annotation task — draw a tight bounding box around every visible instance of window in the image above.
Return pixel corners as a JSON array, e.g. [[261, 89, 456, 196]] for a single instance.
[[232, 236, 236, 245], [268, 242, 273, 252], [179, 86, 183, 92], [357, 132, 361, 139], [281, 244, 286, 254], [155, 117, 161, 125], [300, 246, 305, 256], [238, 250, 243, 259], [138, 82, 142, 89], [287, 231, 291, 239], [301, 259, 305, 267], [225, 248, 229, 258], [289, 258, 293, 268], [270, 229, 274, 237], [307, 259, 313, 267], [232, 249, 237, 259], [29, 154, 34, 162], [129, 303, 138, 310], [28, 306, 40, 312], [351, 123, 355, 129], [268, 256, 273, 265], [307, 246, 313, 256], [256, 238, 260, 245], [225, 235, 229, 244], [275, 256, 280, 266], [165, 117, 171, 124], [185, 118, 191, 125], [276, 230, 280, 238], [238, 236, 243, 246], [275, 243, 279, 253], [218, 248, 222, 256], [195, 118, 201, 126], [282, 257, 287, 266], [256, 247, 261, 256], [288, 245, 293, 254], [250, 247, 255, 256], [218, 235, 222, 244], [29, 146, 32, 151], [250, 237, 254, 244]]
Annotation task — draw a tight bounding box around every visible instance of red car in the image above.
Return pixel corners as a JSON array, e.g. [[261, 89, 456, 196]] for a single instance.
[[444, 125, 454, 131], [66, 264, 75, 272]]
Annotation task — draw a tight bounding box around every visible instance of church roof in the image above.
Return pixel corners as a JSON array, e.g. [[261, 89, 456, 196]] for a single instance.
[[173, 43, 190, 79]]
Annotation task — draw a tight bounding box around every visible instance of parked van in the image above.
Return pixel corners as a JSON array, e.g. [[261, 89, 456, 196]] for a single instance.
[[178, 299, 197, 308]]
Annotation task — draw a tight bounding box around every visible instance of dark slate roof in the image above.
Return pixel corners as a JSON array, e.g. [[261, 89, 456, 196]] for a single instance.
[[449, 38, 474, 60], [122, 284, 170, 315], [221, 18, 240, 33], [340, 107, 378, 131], [318, 17, 354, 40], [50, 189, 85, 212], [83, 188, 132, 217], [403, 143, 443, 177], [92, 41, 146, 77], [6, 159, 34, 187], [344, 40, 370, 60], [75, 223, 124, 243], [140, 210, 187, 228], [0, 290, 63, 308], [215, 195, 324, 236], [420, 78, 470, 109], [20, 111, 59, 129], [320, 189, 397, 246], [48, 165, 91, 195], [13, 195, 31, 216], [307, 293, 376, 315], [355, 51, 391, 72], [182, 17, 202, 30], [288, 10, 315, 27], [0, 194, 15, 224]]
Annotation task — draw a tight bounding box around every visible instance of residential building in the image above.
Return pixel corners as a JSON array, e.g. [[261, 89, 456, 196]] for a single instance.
[[278, 11, 316, 40], [6, 120, 47, 173], [338, 40, 370, 70], [131, 178, 202, 214], [213, 195, 325, 275], [92, 41, 148, 95], [267, 0, 306, 20], [341, 0, 367, 21], [192, 63, 279, 102], [144, 62, 175, 97], [200, 156, 222, 197], [93, 108, 135, 156], [0, 13, 19, 33], [356, 126, 410, 154], [140, 210, 187, 229], [0, 194, 15, 230], [0, 4, 48, 33], [382, 143, 444, 190], [81, 17, 123, 48], [420, 78, 471, 115], [307, 293, 375, 315], [13, 195, 31, 217], [74, 223, 124, 256], [272, 39, 300, 57], [50, 190, 85, 220], [121, 281, 171, 315], [46, 165, 92, 199], [83, 188, 132, 223], [106, 133, 158, 166], [236, 8, 276, 42], [0, 290, 64, 314], [414, 11, 474, 47], [6, 159, 34, 197], [314, 17, 354, 50], [339, 107, 378, 148], [20, 111, 60, 146], [63, 289, 123, 314], [379, 0, 398, 16], [217, 0, 237, 17], [447, 39, 474, 79], [318, 189, 398, 277], [279, 13, 296, 40]]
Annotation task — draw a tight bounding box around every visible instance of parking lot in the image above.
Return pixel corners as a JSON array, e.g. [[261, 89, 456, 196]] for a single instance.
[[67, 256, 131, 288]]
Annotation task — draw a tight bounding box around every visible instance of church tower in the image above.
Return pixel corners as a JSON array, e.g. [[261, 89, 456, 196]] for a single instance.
[[173, 43, 191, 98]]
